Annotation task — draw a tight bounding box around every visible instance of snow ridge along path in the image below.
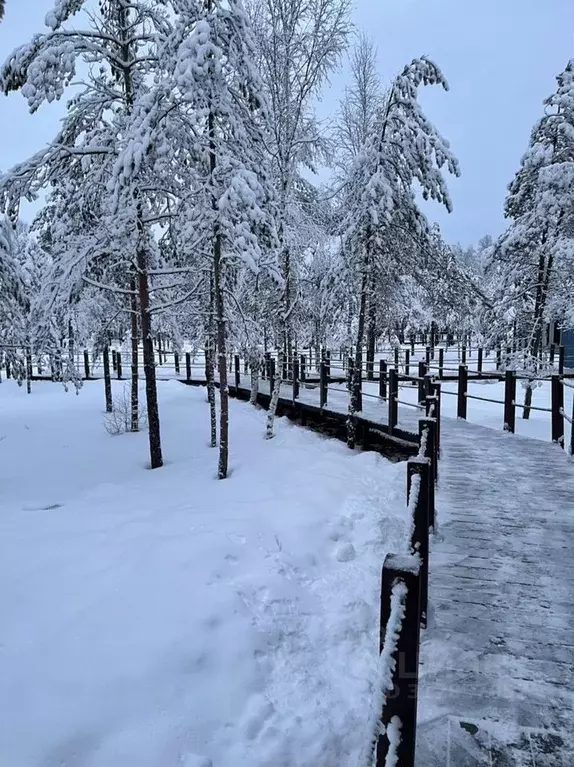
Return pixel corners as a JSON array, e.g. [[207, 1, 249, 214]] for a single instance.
[[417, 417, 574, 765]]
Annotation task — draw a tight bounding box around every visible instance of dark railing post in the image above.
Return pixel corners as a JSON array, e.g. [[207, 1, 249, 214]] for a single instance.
[[477, 347, 483, 375], [550, 344, 555, 366], [417, 362, 427, 404], [410, 335, 415, 355], [234, 354, 241, 389], [432, 382, 441, 462], [394, 347, 400, 368], [388, 367, 398, 433], [425, 346, 431, 366], [408, 459, 430, 628], [185, 352, 191, 382], [461, 345, 467, 366], [551, 375, 564, 447], [376, 553, 421, 767], [112, 348, 117, 372], [379, 359, 387, 399], [325, 350, 331, 380], [405, 348, 410, 378], [419, 419, 436, 529], [293, 359, 300, 401], [496, 346, 501, 370], [174, 351, 180, 375], [116, 352, 122, 380], [300, 354, 306, 383], [558, 345, 565, 376], [504, 370, 516, 433], [438, 348, 444, 380], [457, 365, 468, 420], [320, 361, 327, 408], [83, 350, 90, 380]]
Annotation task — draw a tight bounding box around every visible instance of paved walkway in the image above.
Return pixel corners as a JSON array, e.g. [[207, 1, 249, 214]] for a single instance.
[[417, 418, 574, 765]]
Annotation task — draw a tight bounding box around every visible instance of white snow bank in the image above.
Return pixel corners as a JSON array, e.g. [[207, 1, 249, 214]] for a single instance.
[[0, 380, 408, 766]]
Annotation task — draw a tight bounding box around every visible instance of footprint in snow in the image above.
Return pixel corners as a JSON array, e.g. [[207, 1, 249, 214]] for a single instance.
[[335, 542, 356, 562]]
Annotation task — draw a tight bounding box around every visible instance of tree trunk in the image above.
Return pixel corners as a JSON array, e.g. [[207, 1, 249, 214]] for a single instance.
[[213, 236, 229, 478], [136, 240, 163, 469], [266, 354, 282, 439], [249, 352, 260, 406], [205, 275, 217, 448], [103, 344, 113, 413], [348, 254, 369, 447], [130, 276, 139, 432]]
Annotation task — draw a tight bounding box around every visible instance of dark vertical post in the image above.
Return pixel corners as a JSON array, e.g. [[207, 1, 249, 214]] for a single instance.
[[558, 345, 565, 376], [551, 375, 564, 447], [234, 354, 241, 389], [320, 362, 327, 408], [376, 554, 421, 767], [550, 344, 556, 366], [570, 394, 574, 457], [457, 365, 468, 420], [408, 459, 430, 627], [379, 359, 387, 399], [496, 346, 502, 370], [26, 348, 33, 394], [405, 349, 410, 378], [477, 347, 483, 375], [461, 345, 467, 365], [438, 347, 444, 380], [417, 362, 427, 404], [6, 358, 11, 379], [244, 357, 248, 375], [83, 350, 90, 380], [506, 346, 512, 368], [394, 347, 399, 368], [425, 346, 431, 366], [419, 418, 436, 529], [293, 359, 300, 401], [282, 353, 288, 381], [300, 354, 306, 383], [174, 351, 180, 375], [504, 370, 516, 433], [325, 350, 331, 380], [116, 352, 122, 380], [112, 349, 117, 372], [388, 367, 398, 433], [347, 357, 353, 391], [432, 382, 442, 460], [185, 352, 191, 382], [103, 346, 112, 413]]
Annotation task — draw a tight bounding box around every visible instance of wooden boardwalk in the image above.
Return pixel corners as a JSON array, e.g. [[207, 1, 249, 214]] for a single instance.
[[417, 418, 574, 765]]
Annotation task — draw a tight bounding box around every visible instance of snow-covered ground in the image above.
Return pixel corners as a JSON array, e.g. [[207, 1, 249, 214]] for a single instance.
[[0, 379, 408, 767]]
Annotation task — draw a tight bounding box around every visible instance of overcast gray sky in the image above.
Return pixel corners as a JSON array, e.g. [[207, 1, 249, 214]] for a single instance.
[[0, 0, 573, 245]]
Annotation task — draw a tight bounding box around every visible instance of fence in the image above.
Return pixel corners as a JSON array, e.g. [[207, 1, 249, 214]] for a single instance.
[[358, 400, 438, 766]]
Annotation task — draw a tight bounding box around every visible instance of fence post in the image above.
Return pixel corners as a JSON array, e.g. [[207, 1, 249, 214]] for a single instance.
[[457, 365, 468, 420], [477, 347, 483, 375], [461, 345, 467, 365], [550, 344, 555, 366], [504, 370, 516, 433], [558, 345, 565, 376], [376, 553, 421, 767], [112, 349, 117, 372], [425, 346, 431, 366], [116, 352, 122, 380], [325, 350, 331, 380], [551, 375, 564, 447], [496, 347, 501, 370], [410, 335, 415, 355], [425, 395, 439, 481], [379, 359, 387, 399], [185, 352, 192, 382], [320, 361, 328, 408], [417, 362, 427, 404], [419, 419, 436, 530], [408, 459, 430, 628], [83, 350, 90, 380], [438, 348, 444, 380], [174, 351, 180, 375], [432, 382, 441, 462], [405, 348, 410, 378], [234, 354, 241, 389], [388, 367, 398, 433], [293, 358, 300, 401]]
